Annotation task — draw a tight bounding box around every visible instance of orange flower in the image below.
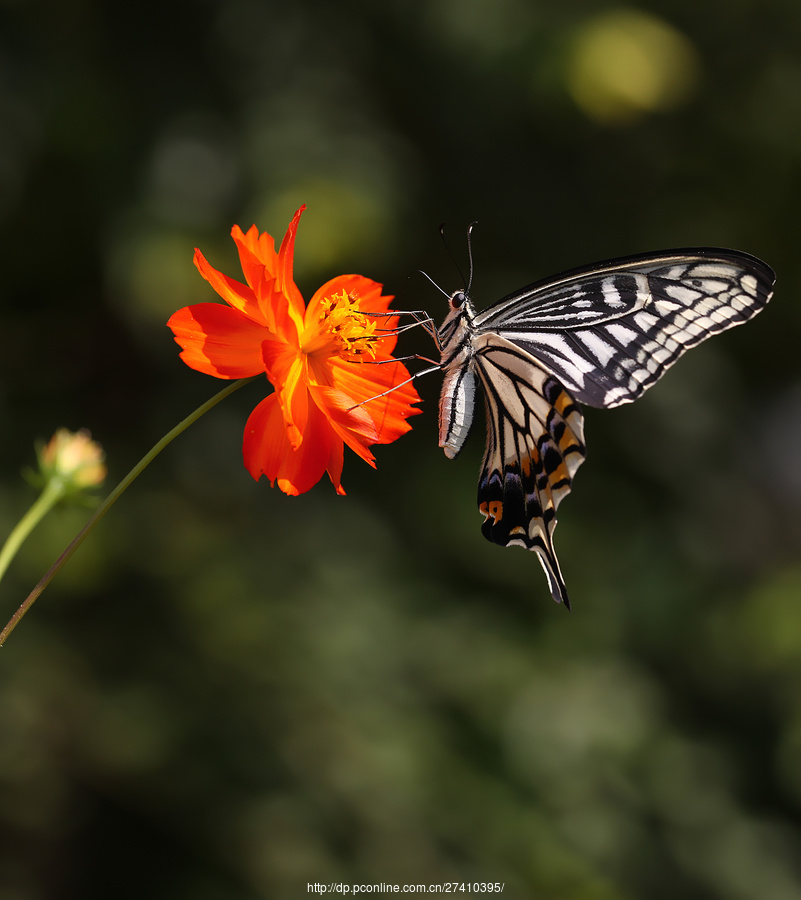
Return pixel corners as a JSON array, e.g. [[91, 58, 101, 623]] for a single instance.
[[167, 206, 420, 495]]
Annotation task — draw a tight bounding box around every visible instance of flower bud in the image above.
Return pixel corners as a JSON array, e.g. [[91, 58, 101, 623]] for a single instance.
[[38, 429, 107, 491]]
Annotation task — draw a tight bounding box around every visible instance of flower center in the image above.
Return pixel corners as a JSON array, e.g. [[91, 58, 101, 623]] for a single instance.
[[304, 290, 380, 361]]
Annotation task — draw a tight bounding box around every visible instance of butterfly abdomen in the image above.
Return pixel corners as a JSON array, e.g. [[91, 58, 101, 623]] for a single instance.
[[437, 300, 480, 460], [438, 360, 477, 459]]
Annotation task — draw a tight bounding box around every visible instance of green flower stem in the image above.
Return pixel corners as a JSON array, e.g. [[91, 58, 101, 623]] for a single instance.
[[0, 376, 256, 648], [0, 480, 69, 586]]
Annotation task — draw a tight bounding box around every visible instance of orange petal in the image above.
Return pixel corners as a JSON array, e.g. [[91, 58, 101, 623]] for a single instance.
[[243, 394, 338, 495], [231, 224, 294, 336], [339, 274, 393, 314], [232, 224, 278, 286], [365, 385, 421, 443], [261, 338, 299, 391], [325, 434, 346, 495], [327, 356, 421, 443], [308, 383, 378, 466], [167, 304, 272, 378], [264, 281, 303, 346], [261, 343, 308, 450], [193, 249, 267, 325], [275, 206, 308, 327], [305, 274, 391, 318]]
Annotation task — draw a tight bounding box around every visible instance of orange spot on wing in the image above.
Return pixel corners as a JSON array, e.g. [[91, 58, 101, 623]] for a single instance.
[[552, 390, 573, 416]]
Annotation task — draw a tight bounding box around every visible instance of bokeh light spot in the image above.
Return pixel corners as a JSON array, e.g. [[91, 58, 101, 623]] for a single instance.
[[567, 9, 700, 125]]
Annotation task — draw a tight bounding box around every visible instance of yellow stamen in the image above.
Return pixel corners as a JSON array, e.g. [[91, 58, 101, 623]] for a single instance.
[[303, 290, 380, 361]]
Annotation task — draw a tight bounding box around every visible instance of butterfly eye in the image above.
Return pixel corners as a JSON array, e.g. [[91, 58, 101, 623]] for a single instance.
[[449, 290, 467, 310]]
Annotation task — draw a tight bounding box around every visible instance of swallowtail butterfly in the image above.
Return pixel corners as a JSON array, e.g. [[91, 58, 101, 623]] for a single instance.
[[436, 247, 775, 609]]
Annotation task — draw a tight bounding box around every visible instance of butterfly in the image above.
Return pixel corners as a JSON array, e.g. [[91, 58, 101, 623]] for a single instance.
[[434, 246, 775, 609]]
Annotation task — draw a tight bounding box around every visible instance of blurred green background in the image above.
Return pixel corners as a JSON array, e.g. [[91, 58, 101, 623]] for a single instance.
[[1, 0, 800, 897]]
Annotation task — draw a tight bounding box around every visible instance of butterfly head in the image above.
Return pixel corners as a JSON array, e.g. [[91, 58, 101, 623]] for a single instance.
[[447, 287, 476, 325], [437, 289, 476, 367]]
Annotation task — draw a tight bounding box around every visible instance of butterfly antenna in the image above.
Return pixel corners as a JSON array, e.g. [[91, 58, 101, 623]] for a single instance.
[[417, 268, 450, 299], [439, 221, 471, 293], [466, 221, 478, 295]]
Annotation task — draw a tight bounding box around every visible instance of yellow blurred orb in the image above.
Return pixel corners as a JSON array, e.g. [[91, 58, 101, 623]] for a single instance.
[[567, 9, 700, 124]]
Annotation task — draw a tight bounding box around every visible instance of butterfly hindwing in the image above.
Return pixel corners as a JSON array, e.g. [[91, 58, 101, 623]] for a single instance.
[[473, 334, 586, 608], [476, 250, 775, 408]]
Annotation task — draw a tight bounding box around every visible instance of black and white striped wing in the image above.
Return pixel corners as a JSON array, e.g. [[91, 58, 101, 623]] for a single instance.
[[472, 333, 586, 608], [475, 249, 775, 408]]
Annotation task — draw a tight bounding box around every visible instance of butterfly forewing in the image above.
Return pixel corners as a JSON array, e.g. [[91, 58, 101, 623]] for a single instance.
[[436, 246, 775, 607], [476, 250, 774, 408]]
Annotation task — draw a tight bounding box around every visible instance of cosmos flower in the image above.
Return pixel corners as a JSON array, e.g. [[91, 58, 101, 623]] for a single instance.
[[168, 206, 420, 495]]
